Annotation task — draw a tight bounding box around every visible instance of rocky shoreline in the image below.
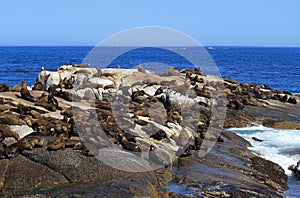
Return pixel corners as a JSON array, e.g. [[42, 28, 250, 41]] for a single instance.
[[0, 64, 299, 197]]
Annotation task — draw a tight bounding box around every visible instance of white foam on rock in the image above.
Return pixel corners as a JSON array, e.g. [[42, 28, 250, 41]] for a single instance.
[[229, 125, 300, 174]]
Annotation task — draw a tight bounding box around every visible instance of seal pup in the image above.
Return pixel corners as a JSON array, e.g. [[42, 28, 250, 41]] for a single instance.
[[20, 80, 36, 102]]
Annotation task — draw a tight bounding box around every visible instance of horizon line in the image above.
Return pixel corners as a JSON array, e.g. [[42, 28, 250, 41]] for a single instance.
[[0, 44, 300, 48]]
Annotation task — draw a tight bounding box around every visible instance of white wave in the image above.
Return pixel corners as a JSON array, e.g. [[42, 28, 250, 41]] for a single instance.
[[228, 125, 300, 174]]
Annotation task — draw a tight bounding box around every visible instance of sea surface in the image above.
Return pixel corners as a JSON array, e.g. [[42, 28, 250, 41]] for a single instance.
[[0, 46, 299, 196], [0, 46, 299, 93]]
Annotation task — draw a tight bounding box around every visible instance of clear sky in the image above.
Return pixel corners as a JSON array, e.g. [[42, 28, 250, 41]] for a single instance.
[[0, 0, 299, 46]]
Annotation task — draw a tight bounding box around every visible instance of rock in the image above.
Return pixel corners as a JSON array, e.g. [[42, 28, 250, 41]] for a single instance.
[[0, 67, 298, 197], [58, 64, 76, 70], [10, 125, 34, 138], [83, 88, 96, 100], [18, 147, 160, 197], [1, 155, 68, 191], [37, 70, 72, 90]]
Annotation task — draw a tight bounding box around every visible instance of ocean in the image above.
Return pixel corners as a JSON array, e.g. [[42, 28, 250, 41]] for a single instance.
[[0, 46, 299, 94], [0, 46, 299, 196]]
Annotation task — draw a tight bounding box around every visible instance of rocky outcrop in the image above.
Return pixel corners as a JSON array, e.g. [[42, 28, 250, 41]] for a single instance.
[[0, 65, 297, 197]]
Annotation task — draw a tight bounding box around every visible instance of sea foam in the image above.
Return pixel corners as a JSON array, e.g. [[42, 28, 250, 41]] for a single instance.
[[229, 125, 300, 174]]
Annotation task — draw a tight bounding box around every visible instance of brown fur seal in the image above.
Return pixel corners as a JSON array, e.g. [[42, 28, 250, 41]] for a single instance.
[[137, 64, 146, 73], [117, 133, 141, 155], [168, 66, 180, 75], [32, 82, 44, 91], [0, 124, 20, 141], [47, 134, 66, 150], [169, 111, 182, 124], [35, 92, 57, 111], [0, 112, 26, 125], [131, 115, 148, 126], [21, 80, 36, 102], [134, 107, 149, 117]]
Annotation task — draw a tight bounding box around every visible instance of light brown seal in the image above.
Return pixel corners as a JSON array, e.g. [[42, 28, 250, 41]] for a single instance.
[[21, 80, 36, 102]]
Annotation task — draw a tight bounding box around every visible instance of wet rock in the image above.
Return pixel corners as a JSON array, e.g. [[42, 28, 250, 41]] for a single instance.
[[168, 131, 287, 197], [0, 155, 68, 192]]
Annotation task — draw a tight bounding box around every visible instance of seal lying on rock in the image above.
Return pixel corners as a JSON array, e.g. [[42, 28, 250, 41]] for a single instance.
[[0, 124, 20, 141], [117, 133, 142, 156]]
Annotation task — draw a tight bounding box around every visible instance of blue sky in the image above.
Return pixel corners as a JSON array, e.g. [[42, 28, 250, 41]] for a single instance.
[[0, 0, 299, 46]]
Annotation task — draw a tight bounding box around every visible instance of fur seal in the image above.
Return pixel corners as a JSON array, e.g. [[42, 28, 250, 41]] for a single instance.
[[252, 137, 263, 142], [35, 92, 57, 111], [32, 82, 44, 90], [169, 111, 182, 124], [65, 78, 74, 89], [0, 124, 20, 141], [168, 66, 180, 76], [47, 134, 66, 150], [92, 68, 102, 77], [150, 129, 167, 141], [117, 134, 141, 155], [137, 64, 146, 73], [132, 115, 148, 126], [20, 80, 36, 102]]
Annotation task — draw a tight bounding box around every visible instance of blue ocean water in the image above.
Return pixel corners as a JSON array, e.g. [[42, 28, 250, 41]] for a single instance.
[[0, 46, 299, 94]]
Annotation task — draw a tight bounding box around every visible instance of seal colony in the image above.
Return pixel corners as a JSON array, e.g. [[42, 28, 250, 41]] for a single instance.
[[0, 64, 299, 196]]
